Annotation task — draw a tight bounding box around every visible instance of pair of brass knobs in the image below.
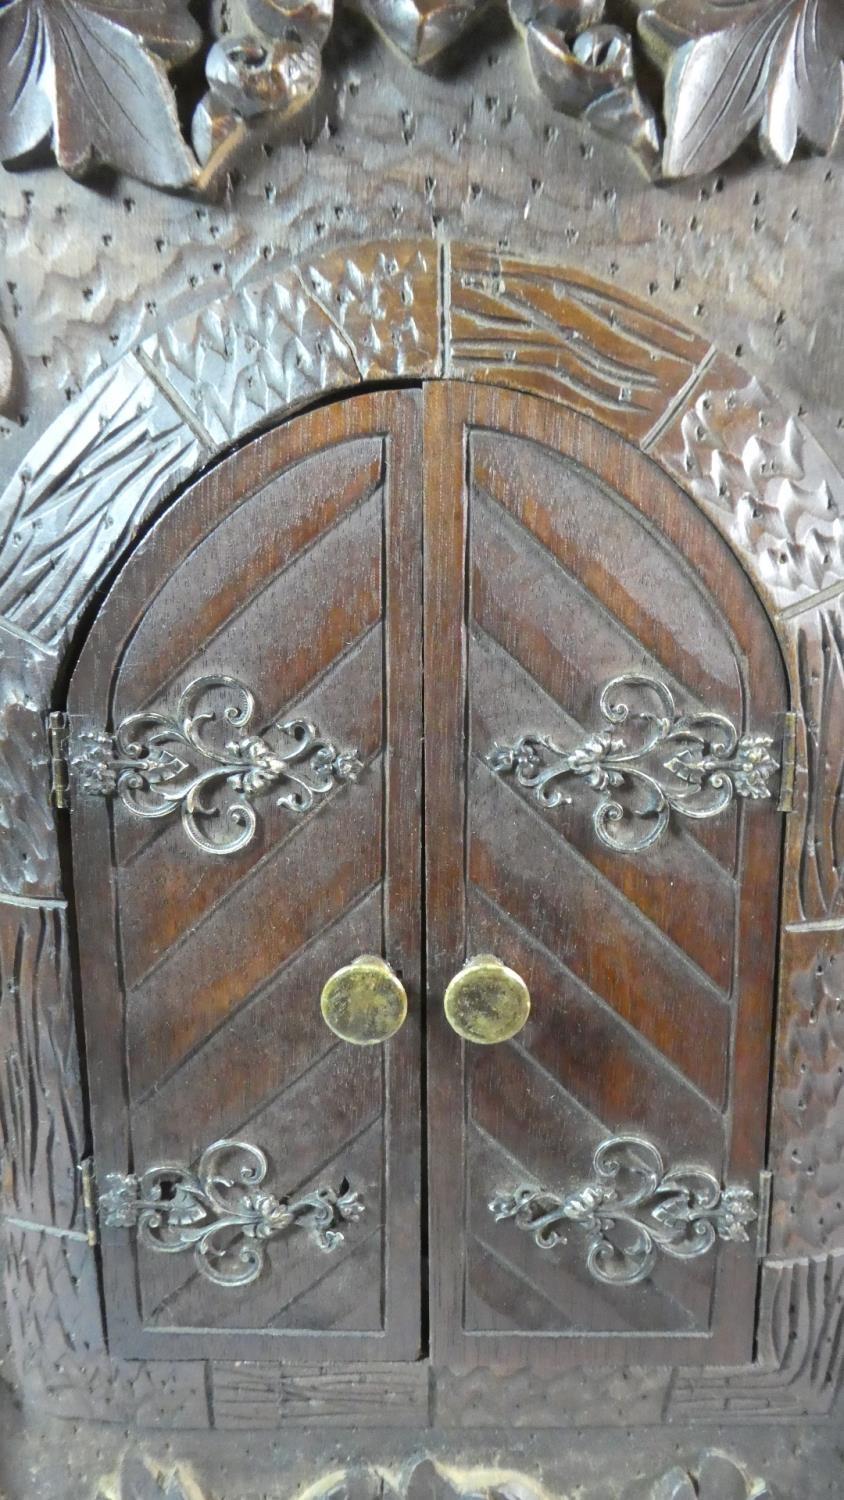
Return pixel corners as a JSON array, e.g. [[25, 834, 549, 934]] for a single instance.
[[320, 954, 530, 1046]]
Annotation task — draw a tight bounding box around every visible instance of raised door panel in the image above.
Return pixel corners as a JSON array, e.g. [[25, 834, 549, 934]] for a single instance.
[[69, 391, 422, 1362], [424, 382, 786, 1370]]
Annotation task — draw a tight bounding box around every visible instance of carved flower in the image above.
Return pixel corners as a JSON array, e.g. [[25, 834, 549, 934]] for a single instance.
[[0, 0, 202, 185], [353, 0, 487, 67], [732, 735, 779, 799], [639, 0, 844, 177], [514, 1, 661, 174]]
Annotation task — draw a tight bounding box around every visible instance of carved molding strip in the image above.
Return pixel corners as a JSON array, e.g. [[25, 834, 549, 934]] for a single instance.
[[73, 675, 362, 856], [1, 1, 842, 191], [488, 673, 778, 854]]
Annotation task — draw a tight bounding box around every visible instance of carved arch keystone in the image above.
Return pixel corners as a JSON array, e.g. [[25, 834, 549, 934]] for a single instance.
[[0, 237, 842, 1426]]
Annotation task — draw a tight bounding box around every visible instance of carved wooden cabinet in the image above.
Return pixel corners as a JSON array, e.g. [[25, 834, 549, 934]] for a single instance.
[[1, 10, 843, 1487], [60, 374, 788, 1384]]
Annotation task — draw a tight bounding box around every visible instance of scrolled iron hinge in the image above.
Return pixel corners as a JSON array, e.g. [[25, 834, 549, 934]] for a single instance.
[[777, 712, 798, 814], [48, 711, 71, 811], [61, 675, 362, 855], [755, 1169, 773, 1260], [97, 1138, 365, 1288], [489, 674, 791, 855], [490, 1135, 760, 1287]]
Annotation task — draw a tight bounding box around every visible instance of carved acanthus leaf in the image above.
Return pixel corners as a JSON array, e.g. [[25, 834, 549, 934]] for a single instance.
[[640, 0, 844, 178], [0, 0, 203, 186]]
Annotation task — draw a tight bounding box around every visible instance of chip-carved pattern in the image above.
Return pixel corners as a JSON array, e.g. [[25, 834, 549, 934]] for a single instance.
[[140, 240, 438, 448], [433, 1362, 670, 1428], [769, 932, 844, 1256], [651, 354, 844, 614], [0, 645, 59, 897], [0, 355, 202, 652], [0, 240, 842, 1425], [795, 601, 844, 924]]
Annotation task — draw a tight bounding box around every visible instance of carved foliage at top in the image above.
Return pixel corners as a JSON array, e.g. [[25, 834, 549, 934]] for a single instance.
[[640, 0, 844, 178], [0, 1, 203, 187], [1, 0, 843, 188]]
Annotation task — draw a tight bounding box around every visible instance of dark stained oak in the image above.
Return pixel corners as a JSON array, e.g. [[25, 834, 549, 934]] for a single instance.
[[68, 390, 424, 1363], [68, 376, 786, 1382], [424, 382, 787, 1371]]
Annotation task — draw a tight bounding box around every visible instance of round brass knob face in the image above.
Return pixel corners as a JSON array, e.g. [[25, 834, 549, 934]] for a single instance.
[[443, 954, 530, 1045], [320, 956, 408, 1045]]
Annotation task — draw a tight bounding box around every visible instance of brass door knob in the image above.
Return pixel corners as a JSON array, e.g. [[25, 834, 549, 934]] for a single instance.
[[320, 955, 408, 1045], [443, 954, 531, 1044]]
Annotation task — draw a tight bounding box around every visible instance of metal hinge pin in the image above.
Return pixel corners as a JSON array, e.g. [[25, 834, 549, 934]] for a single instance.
[[48, 711, 70, 811], [79, 1158, 99, 1248]]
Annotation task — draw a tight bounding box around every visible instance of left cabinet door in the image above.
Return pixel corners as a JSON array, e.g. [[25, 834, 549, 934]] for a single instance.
[[68, 391, 423, 1362]]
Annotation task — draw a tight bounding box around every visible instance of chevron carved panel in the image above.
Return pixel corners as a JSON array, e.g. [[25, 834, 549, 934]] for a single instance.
[[424, 382, 787, 1371], [67, 391, 423, 1364]]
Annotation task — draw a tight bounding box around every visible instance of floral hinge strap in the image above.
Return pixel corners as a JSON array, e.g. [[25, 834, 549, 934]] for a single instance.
[[488, 673, 779, 854], [490, 1135, 758, 1287]]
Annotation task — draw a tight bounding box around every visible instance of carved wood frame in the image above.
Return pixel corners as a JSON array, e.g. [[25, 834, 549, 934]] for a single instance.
[[0, 237, 841, 1429]]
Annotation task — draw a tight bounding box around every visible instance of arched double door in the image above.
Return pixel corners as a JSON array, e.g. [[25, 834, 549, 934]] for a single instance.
[[68, 382, 786, 1373]]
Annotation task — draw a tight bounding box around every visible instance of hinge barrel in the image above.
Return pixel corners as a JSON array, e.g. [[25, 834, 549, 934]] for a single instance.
[[48, 711, 70, 811], [778, 712, 798, 814], [756, 1170, 773, 1260], [79, 1158, 99, 1248]]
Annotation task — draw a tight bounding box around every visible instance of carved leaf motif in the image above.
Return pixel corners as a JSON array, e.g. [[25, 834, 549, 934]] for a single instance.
[[640, 0, 844, 177], [0, 0, 203, 186]]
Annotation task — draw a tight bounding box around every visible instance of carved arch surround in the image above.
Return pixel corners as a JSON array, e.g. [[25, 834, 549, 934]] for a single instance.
[[0, 238, 842, 1428]]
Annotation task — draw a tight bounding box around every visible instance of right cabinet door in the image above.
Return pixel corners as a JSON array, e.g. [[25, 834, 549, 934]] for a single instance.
[[424, 381, 787, 1371]]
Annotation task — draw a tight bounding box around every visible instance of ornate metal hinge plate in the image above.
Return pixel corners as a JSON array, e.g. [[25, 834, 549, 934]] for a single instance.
[[98, 1139, 364, 1288], [65, 675, 363, 854], [488, 673, 781, 854], [490, 1135, 758, 1287]]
